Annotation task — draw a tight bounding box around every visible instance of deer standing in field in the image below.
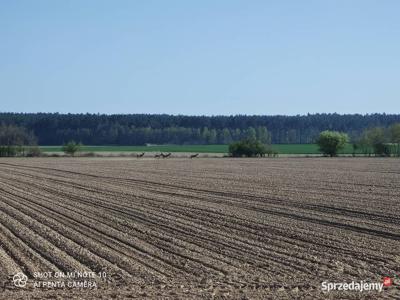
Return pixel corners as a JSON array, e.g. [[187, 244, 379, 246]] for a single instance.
[[161, 152, 171, 158], [154, 153, 161, 158], [190, 153, 199, 159], [136, 152, 145, 158]]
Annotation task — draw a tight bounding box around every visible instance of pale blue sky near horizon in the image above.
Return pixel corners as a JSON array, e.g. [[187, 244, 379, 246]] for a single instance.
[[0, 0, 399, 116]]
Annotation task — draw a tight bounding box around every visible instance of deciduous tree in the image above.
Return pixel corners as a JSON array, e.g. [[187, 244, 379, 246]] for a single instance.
[[316, 131, 348, 157]]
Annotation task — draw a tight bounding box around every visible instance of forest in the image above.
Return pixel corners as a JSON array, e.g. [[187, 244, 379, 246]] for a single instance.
[[0, 113, 399, 145]]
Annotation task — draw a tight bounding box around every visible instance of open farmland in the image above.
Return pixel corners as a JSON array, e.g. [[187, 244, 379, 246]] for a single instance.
[[0, 158, 399, 299], [38, 143, 361, 155]]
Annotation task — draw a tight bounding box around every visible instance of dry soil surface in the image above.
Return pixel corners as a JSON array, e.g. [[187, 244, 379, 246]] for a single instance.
[[0, 157, 399, 299]]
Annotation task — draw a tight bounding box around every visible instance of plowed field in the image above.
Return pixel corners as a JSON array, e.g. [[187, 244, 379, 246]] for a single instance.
[[0, 158, 399, 299]]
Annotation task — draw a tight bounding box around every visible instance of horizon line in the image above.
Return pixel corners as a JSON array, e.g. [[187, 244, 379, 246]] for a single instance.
[[1, 111, 399, 117]]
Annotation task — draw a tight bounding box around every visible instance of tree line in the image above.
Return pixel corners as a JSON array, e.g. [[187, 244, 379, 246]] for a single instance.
[[229, 123, 400, 158], [353, 124, 400, 156], [315, 124, 400, 157], [1, 121, 400, 157], [0, 124, 39, 157], [1, 113, 400, 146]]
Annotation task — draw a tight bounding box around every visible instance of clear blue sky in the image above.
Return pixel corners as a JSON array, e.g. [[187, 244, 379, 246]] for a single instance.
[[0, 0, 399, 115]]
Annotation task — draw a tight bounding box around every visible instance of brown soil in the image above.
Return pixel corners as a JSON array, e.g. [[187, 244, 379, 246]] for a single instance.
[[0, 157, 399, 299]]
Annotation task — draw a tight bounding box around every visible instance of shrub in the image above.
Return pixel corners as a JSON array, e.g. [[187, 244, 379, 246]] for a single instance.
[[229, 139, 269, 157], [62, 141, 82, 156], [316, 131, 348, 157]]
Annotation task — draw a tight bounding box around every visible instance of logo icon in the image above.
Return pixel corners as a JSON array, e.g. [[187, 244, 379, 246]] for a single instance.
[[13, 272, 28, 288], [383, 277, 393, 287]]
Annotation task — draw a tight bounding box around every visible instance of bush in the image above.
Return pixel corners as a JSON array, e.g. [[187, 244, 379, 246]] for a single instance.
[[62, 141, 82, 156], [316, 131, 348, 157], [229, 139, 270, 157]]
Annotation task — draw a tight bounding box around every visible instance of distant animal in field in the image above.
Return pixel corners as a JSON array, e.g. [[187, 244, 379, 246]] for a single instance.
[[154, 153, 161, 158], [161, 152, 171, 158], [136, 152, 145, 158], [190, 153, 199, 159]]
